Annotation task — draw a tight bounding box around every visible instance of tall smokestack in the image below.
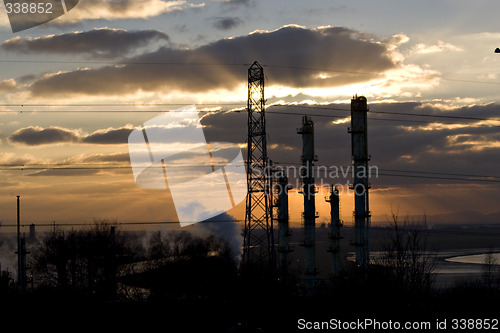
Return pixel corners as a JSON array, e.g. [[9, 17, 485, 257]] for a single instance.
[[29, 223, 36, 242], [277, 175, 292, 283], [349, 95, 371, 269], [298, 116, 318, 290], [326, 186, 343, 277]]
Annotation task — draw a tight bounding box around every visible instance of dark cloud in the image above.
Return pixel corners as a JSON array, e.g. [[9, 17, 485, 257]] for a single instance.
[[8, 126, 80, 146], [82, 127, 134, 144], [7, 101, 500, 188], [2, 28, 169, 58], [80, 153, 131, 163], [27, 169, 101, 177], [219, 0, 253, 7], [200, 101, 500, 187], [58, 0, 187, 22], [8, 125, 133, 146], [212, 17, 243, 30], [17, 74, 37, 84], [29, 25, 397, 97]]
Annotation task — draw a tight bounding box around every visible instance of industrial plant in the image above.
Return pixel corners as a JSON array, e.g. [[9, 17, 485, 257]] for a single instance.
[[3, 61, 373, 295], [1, 61, 498, 332], [241, 61, 371, 289]]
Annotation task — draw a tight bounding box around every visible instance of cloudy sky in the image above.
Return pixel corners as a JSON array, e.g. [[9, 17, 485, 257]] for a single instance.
[[1, 0, 500, 230]]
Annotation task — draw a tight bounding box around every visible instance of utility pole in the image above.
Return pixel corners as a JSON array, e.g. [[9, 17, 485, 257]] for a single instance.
[[16, 196, 21, 287], [15, 195, 27, 291]]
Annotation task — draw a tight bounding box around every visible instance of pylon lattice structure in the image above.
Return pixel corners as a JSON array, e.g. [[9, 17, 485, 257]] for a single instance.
[[242, 61, 275, 272]]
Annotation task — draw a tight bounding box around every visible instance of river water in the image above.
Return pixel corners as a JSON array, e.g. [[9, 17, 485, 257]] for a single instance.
[[432, 249, 500, 287], [445, 252, 500, 265]]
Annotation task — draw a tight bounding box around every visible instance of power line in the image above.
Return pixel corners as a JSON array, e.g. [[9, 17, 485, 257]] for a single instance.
[[370, 110, 497, 122], [272, 161, 500, 183], [272, 104, 500, 122], [3, 154, 500, 181], [2, 163, 500, 184], [0, 59, 499, 86], [1, 163, 499, 181], [0, 103, 244, 107], [264, 64, 500, 86], [1, 102, 499, 124], [0, 166, 131, 170], [0, 219, 245, 228], [263, 64, 380, 76], [381, 168, 500, 180], [0, 108, 459, 125], [267, 110, 432, 124], [3, 107, 494, 126], [1, 221, 499, 231], [0, 110, 206, 114], [377, 172, 500, 183], [0, 60, 250, 67], [0, 104, 498, 182], [266, 110, 345, 119]]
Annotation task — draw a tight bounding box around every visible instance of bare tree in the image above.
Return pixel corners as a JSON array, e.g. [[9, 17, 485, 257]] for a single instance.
[[148, 231, 170, 259], [483, 248, 498, 289], [32, 220, 137, 300], [379, 211, 437, 295], [146, 230, 236, 264]]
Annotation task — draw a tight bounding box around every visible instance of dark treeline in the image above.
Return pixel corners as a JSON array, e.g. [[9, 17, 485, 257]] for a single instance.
[[0, 219, 499, 332]]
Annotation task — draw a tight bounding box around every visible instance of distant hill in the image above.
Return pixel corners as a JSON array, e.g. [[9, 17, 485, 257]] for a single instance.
[[427, 210, 500, 225]]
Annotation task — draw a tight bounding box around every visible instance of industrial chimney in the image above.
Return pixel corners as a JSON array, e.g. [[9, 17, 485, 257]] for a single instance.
[[298, 116, 318, 290], [276, 175, 292, 283], [326, 186, 343, 277], [349, 95, 371, 269]]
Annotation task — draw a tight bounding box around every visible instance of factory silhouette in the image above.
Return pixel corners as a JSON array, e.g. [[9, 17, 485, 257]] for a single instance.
[[8, 61, 371, 293], [242, 61, 370, 289], [0, 61, 499, 331]]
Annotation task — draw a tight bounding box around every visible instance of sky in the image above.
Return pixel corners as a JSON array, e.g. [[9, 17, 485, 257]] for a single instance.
[[1, 0, 500, 232]]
